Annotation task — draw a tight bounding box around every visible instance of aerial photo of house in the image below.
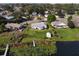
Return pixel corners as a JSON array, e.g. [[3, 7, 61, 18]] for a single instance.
[[1, 4, 79, 56]]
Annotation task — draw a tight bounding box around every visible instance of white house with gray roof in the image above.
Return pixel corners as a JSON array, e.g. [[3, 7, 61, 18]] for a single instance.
[[5, 23, 24, 31], [31, 22, 47, 30], [51, 20, 68, 28], [0, 10, 14, 20]]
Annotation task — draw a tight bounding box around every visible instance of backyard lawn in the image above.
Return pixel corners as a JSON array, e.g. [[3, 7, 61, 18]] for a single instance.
[[9, 28, 57, 56], [56, 28, 79, 41], [10, 44, 56, 56], [22, 28, 55, 43], [0, 32, 12, 45]]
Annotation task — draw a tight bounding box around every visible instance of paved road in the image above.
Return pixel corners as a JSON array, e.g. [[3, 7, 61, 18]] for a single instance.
[[26, 17, 42, 24]]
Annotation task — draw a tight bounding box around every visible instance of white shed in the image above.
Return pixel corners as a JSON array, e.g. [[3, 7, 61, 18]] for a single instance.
[[46, 32, 52, 38]]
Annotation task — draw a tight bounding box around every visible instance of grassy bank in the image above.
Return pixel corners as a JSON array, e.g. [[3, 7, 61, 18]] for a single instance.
[[10, 43, 56, 56], [56, 28, 79, 41]]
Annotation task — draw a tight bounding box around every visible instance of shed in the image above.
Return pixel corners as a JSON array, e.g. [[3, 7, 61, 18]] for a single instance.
[[46, 32, 52, 38]]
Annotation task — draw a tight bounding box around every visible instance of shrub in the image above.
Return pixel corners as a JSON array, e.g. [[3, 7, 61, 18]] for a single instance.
[[68, 21, 75, 28]]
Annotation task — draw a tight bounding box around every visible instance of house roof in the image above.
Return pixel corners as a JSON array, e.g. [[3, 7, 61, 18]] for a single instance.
[[31, 22, 47, 29], [5, 23, 22, 29], [73, 16, 79, 27], [0, 10, 14, 20], [51, 20, 66, 26], [3, 16, 14, 20], [45, 11, 48, 14]]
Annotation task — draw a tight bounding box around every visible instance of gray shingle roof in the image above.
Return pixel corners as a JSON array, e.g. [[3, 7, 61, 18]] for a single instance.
[[31, 22, 47, 30]]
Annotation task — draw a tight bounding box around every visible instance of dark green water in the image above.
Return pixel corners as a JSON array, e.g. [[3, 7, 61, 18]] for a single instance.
[[0, 50, 4, 55], [56, 41, 79, 56]]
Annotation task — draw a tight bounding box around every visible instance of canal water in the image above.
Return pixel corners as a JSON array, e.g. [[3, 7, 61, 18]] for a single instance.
[[56, 41, 79, 56], [0, 50, 4, 55]]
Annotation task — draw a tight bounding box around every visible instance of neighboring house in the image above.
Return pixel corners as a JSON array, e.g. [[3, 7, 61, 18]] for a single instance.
[[43, 17, 48, 21], [20, 21, 27, 25], [32, 12, 37, 16], [44, 11, 49, 18], [51, 20, 68, 28], [17, 17, 27, 22], [44, 14, 48, 18], [24, 11, 29, 15], [0, 8, 4, 12], [3, 15, 14, 20], [0, 10, 12, 16], [31, 22, 47, 30], [45, 11, 49, 14], [0, 10, 14, 20], [5, 23, 24, 31], [43, 14, 48, 21], [72, 16, 79, 27], [13, 6, 22, 12], [38, 13, 42, 17]]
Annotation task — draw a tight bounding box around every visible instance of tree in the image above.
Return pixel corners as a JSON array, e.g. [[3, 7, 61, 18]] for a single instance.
[[0, 23, 5, 33], [47, 14, 56, 23], [4, 5, 14, 12], [67, 16, 75, 28], [67, 16, 72, 21], [65, 4, 75, 15], [77, 11, 79, 15], [57, 10, 65, 18], [68, 21, 75, 28]]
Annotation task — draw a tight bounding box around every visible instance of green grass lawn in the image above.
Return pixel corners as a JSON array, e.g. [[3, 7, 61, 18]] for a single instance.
[[9, 28, 56, 56], [22, 28, 54, 43], [0, 32, 12, 45], [10, 43, 56, 56], [56, 28, 79, 41]]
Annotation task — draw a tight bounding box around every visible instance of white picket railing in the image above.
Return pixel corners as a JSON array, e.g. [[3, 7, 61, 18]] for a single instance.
[[3, 44, 9, 56]]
